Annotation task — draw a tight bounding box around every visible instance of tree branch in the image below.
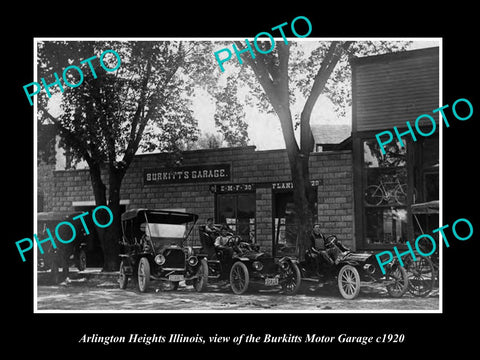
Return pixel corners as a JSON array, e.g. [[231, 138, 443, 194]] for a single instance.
[[299, 41, 353, 153], [38, 104, 94, 166]]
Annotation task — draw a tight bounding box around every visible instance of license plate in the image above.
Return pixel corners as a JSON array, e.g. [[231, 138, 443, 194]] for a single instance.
[[168, 275, 184, 282], [265, 278, 279, 286]]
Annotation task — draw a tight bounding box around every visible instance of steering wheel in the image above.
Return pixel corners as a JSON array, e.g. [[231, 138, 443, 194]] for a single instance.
[[226, 235, 241, 247], [238, 241, 253, 252], [325, 235, 337, 247]]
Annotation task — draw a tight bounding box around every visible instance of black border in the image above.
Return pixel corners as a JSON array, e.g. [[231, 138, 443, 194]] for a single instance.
[[6, 5, 479, 355]]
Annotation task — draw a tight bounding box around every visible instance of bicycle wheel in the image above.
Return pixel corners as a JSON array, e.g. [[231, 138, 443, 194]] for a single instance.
[[394, 184, 407, 205], [406, 256, 435, 297], [365, 185, 384, 206]]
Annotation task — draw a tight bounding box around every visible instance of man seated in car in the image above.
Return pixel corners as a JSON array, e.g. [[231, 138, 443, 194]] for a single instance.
[[308, 224, 334, 268], [214, 225, 236, 259], [307, 224, 350, 272], [205, 217, 218, 234]]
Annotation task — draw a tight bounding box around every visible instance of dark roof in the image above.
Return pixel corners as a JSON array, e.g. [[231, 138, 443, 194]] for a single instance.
[[312, 124, 351, 145], [350, 47, 439, 66]]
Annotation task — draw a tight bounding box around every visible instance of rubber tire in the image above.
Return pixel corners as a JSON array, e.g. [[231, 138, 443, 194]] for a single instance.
[[281, 261, 302, 295], [387, 265, 409, 298], [407, 256, 435, 297], [77, 249, 87, 272], [230, 261, 250, 295], [338, 264, 361, 300], [119, 260, 128, 290], [365, 185, 384, 206], [137, 257, 151, 293], [193, 259, 209, 292], [394, 184, 407, 205]]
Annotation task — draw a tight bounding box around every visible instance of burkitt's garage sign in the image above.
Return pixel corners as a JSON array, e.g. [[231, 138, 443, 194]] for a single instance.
[[144, 164, 231, 185]]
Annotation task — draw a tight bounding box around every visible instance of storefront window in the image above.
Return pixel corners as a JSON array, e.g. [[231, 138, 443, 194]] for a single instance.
[[363, 139, 410, 245], [273, 192, 297, 251], [216, 193, 255, 242]]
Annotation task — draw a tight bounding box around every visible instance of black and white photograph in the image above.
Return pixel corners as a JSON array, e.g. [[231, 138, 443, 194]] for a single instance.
[[33, 38, 441, 313], [6, 6, 479, 355]]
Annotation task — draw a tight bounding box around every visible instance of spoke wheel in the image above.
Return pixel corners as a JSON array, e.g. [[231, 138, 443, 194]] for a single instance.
[[193, 259, 209, 292], [281, 261, 302, 295], [137, 257, 151, 293], [118, 260, 128, 290], [230, 262, 250, 295], [387, 265, 409, 298], [407, 257, 435, 297], [394, 184, 407, 205], [365, 185, 384, 206], [338, 265, 361, 300]]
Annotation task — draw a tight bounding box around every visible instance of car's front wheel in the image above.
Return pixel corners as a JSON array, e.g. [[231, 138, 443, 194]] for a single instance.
[[230, 261, 250, 295], [338, 264, 361, 300], [137, 257, 151, 293], [193, 259, 209, 292], [281, 261, 302, 295]]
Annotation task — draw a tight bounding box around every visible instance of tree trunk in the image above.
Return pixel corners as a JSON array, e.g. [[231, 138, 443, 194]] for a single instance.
[[103, 167, 123, 272], [276, 107, 316, 262], [290, 153, 316, 262], [88, 163, 121, 272]]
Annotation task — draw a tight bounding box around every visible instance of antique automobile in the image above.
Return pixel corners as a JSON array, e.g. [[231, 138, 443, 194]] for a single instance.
[[403, 200, 439, 297], [275, 229, 409, 300], [37, 211, 90, 283], [118, 209, 208, 293], [198, 227, 301, 295]]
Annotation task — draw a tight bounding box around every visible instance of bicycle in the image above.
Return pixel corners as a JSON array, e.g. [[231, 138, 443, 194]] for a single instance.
[[364, 178, 409, 206]]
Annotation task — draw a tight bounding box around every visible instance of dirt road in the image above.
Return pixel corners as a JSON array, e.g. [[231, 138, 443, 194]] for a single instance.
[[36, 276, 439, 311]]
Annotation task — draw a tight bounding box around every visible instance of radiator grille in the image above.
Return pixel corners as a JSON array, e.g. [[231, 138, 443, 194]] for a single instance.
[[163, 248, 185, 269]]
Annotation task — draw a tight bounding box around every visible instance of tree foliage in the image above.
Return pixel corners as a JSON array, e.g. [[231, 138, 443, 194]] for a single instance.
[[36, 40, 217, 270], [37, 41, 217, 169]]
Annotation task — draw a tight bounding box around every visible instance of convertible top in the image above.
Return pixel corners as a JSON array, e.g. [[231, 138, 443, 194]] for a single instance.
[[411, 200, 439, 214], [121, 208, 199, 224]]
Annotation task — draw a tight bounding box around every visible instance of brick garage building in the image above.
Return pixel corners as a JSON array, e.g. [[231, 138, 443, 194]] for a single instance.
[[37, 46, 439, 260], [41, 146, 354, 255]]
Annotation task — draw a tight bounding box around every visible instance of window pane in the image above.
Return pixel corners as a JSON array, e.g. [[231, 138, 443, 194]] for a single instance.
[[216, 193, 256, 243], [365, 207, 408, 244], [364, 139, 406, 168], [217, 195, 236, 224], [237, 193, 256, 242], [365, 167, 408, 206]]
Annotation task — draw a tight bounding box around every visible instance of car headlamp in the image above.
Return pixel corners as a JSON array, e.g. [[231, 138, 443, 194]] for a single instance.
[[154, 254, 166, 265], [187, 256, 198, 267], [252, 261, 264, 271], [363, 263, 376, 274], [280, 260, 290, 270]]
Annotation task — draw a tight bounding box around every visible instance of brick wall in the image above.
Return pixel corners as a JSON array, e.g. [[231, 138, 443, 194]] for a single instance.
[[40, 146, 354, 252]]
